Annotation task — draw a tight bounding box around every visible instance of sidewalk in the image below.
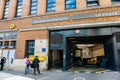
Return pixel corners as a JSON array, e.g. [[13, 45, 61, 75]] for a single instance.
[[0, 69, 120, 80]]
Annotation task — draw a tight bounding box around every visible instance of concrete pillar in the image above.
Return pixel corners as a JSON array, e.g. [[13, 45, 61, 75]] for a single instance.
[[76, 0, 86, 10], [99, 0, 111, 7], [38, 0, 46, 15], [8, 0, 17, 18], [56, 0, 65, 12], [0, 0, 5, 19], [22, 0, 31, 17]]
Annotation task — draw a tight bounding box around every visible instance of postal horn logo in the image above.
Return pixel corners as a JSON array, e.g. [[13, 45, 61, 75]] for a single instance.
[[10, 24, 15, 29]]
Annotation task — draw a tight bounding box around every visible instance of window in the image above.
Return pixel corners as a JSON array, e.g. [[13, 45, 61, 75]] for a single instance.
[[11, 32, 17, 39], [5, 41, 9, 48], [11, 41, 16, 48], [65, 0, 76, 10], [3, 1, 10, 19], [0, 41, 3, 48], [112, 0, 120, 3], [26, 40, 35, 56], [87, 0, 99, 6], [0, 32, 17, 49], [16, 0, 23, 17], [47, 0, 55, 12], [0, 33, 4, 40], [5, 32, 10, 40], [30, 0, 38, 15]]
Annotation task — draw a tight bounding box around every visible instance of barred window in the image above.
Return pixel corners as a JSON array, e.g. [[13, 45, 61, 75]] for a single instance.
[[47, 0, 55, 12], [87, 0, 99, 7], [3, 1, 10, 19], [65, 0, 76, 10], [30, 0, 38, 15], [16, 0, 23, 17]]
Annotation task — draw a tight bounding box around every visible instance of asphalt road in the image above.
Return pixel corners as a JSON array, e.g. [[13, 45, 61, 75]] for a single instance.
[[0, 70, 120, 80]]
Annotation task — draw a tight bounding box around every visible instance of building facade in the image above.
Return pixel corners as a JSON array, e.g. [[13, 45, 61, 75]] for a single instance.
[[0, 0, 120, 71]]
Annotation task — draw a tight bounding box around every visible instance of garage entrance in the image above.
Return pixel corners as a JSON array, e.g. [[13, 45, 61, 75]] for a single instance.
[[66, 36, 114, 69], [49, 27, 119, 71]]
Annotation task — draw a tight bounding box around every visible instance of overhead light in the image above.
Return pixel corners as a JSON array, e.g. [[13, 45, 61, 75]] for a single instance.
[[76, 44, 95, 47], [71, 41, 77, 42], [68, 38, 75, 39]]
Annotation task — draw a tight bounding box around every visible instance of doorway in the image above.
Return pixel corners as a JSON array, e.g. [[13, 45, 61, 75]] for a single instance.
[[48, 50, 63, 69]]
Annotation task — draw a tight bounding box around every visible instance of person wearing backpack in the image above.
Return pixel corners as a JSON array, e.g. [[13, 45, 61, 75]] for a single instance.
[[32, 56, 40, 75], [25, 56, 31, 74], [0, 57, 6, 71]]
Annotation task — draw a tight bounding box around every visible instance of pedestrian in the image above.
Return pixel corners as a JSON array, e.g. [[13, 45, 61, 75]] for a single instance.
[[32, 56, 40, 75], [0, 57, 6, 71], [25, 56, 31, 74]]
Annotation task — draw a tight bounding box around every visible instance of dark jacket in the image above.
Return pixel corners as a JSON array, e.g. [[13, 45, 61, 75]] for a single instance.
[[1, 57, 6, 65], [33, 57, 40, 68]]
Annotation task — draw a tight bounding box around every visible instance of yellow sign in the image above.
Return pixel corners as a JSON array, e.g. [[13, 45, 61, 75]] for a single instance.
[[29, 55, 34, 61], [38, 55, 45, 62], [29, 55, 46, 62], [10, 24, 15, 29]]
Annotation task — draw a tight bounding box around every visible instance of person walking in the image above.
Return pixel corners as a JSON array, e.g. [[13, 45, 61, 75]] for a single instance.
[[25, 56, 31, 74], [0, 57, 6, 71], [32, 56, 40, 75]]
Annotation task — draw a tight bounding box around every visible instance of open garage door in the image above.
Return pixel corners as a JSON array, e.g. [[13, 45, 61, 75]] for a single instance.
[[66, 35, 114, 70]]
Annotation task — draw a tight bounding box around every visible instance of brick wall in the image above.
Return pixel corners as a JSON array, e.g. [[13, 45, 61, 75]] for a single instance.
[[22, 0, 31, 17], [0, 0, 5, 19], [16, 30, 48, 59], [0, 0, 120, 59]]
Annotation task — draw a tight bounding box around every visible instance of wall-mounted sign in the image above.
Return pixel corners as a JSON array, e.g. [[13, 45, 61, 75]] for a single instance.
[[10, 24, 15, 29], [42, 48, 46, 53], [32, 16, 70, 24], [72, 11, 120, 20]]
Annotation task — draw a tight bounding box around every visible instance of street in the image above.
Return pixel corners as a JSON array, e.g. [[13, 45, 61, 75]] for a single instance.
[[0, 70, 120, 80]]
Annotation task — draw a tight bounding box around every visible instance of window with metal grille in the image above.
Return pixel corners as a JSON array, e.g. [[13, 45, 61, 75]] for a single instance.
[[30, 0, 38, 15], [3, 0, 10, 19], [65, 0, 76, 10], [46, 0, 55, 12], [16, 0, 23, 17], [87, 0, 99, 7]]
